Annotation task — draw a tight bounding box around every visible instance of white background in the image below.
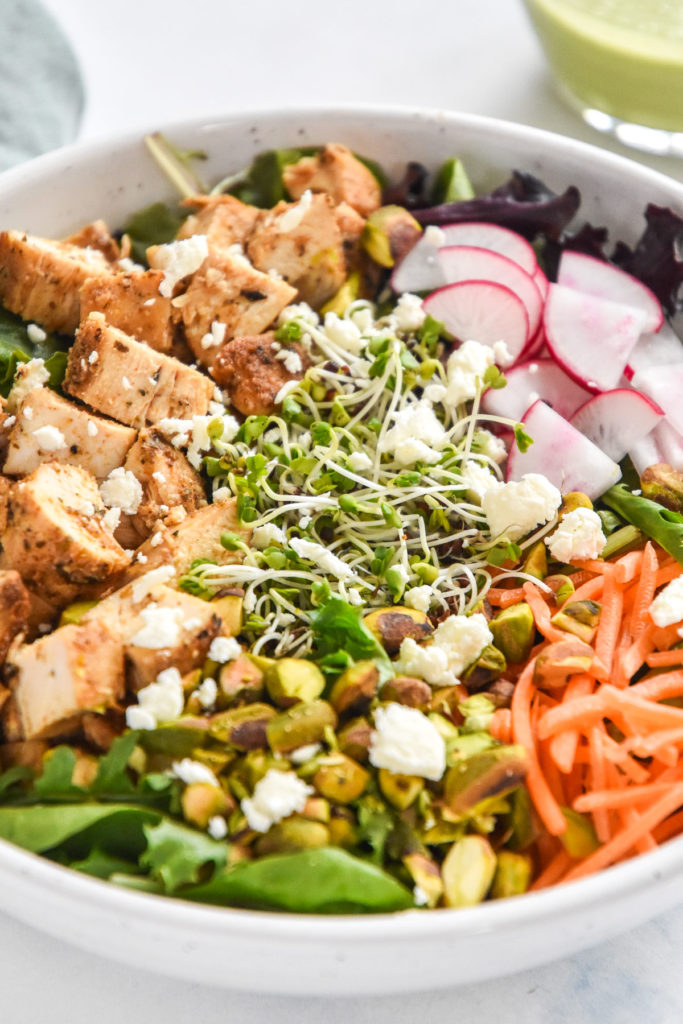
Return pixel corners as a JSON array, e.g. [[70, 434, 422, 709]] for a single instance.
[[4, 1, 683, 1020]]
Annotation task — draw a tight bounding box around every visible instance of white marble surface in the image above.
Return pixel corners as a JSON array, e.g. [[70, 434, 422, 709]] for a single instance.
[[3, 1, 683, 1019]]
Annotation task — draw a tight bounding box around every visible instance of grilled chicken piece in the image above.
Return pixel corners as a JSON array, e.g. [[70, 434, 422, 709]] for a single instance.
[[119, 498, 250, 584], [177, 194, 261, 252], [64, 312, 213, 428], [65, 220, 121, 263], [115, 428, 207, 548], [80, 271, 175, 354], [83, 580, 221, 691], [335, 201, 366, 270], [3, 386, 136, 480], [0, 570, 30, 662], [247, 192, 347, 308], [211, 332, 307, 416], [175, 248, 296, 367], [282, 144, 381, 218], [4, 620, 125, 740], [0, 462, 130, 606], [0, 230, 113, 334], [0, 474, 9, 532]]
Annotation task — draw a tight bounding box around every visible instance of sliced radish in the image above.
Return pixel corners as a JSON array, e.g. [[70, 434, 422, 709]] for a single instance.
[[631, 363, 683, 437], [482, 358, 591, 421], [391, 231, 446, 294], [507, 400, 622, 500], [532, 265, 549, 300], [628, 431, 664, 476], [544, 283, 648, 392], [524, 323, 546, 359], [558, 251, 663, 334], [628, 420, 683, 475], [438, 246, 543, 340], [423, 281, 529, 362], [625, 320, 683, 378], [570, 389, 664, 463]]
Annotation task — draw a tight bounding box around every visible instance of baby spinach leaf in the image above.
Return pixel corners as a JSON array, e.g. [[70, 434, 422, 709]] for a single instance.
[[140, 818, 228, 893], [122, 201, 188, 264], [0, 804, 161, 854], [69, 846, 140, 880], [311, 596, 393, 681], [88, 731, 139, 797], [224, 147, 318, 208], [182, 848, 414, 913], [0, 764, 34, 796], [0, 306, 72, 397], [33, 747, 83, 801], [601, 484, 683, 565]]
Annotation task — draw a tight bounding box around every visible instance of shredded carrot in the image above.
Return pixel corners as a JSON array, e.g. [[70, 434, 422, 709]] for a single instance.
[[616, 627, 656, 686], [591, 570, 624, 681], [522, 583, 568, 643], [631, 670, 683, 700], [548, 674, 593, 774], [569, 575, 604, 603], [573, 783, 674, 813], [653, 808, 683, 844], [656, 562, 683, 587], [629, 542, 659, 637], [588, 726, 611, 842], [489, 707, 512, 743], [645, 649, 683, 668], [487, 586, 526, 608], [528, 849, 573, 891]]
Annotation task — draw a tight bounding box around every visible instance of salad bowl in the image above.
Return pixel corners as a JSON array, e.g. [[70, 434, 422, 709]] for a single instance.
[[1, 106, 683, 995]]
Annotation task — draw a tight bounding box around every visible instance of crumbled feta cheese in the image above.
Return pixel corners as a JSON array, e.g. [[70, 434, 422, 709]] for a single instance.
[[102, 506, 122, 533], [100, 467, 143, 515], [149, 234, 209, 298], [136, 553, 148, 565], [474, 429, 507, 465], [424, 225, 446, 247], [441, 340, 501, 408], [288, 743, 322, 765], [395, 612, 493, 686], [172, 758, 219, 787], [152, 471, 166, 483], [129, 604, 183, 649], [252, 522, 286, 549], [276, 349, 303, 374], [393, 293, 426, 333], [241, 769, 313, 833], [413, 885, 430, 907], [131, 565, 175, 603], [200, 320, 227, 350], [481, 473, 561, 542], [22, 406, 33, 420], [278, 189, 313, 233], [347, 451, 373, 474], [212, 486, 231, 503], [278, 302, 319, 327], [289, 537, 358, 581], [150, 530, 164, 547], [87, 419, 99, 437], [26, 323, 46, 343], [3, 415, 15, 428], [208, 816, 228, 839], [88, 350, 99, 364], [460, 460, 500, 500], [404, 585, 434, 613], [369, 703, 446, 781], [208, 635, 242, 664], [650, 577, 683, 628], [545, 507, 606, 563], [379, 401, 447, 467], [143, 297, 156, 308], [31, 425, 66, 452], [126, 666, 184, 728], [323, 312, 364, 355], [8, 358, 49, 411], [71, 498, 95, 516], [194, 676, 218, 710]]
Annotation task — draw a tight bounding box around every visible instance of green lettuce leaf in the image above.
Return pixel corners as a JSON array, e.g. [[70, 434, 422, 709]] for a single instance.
[[140, 818, 228, 893], [310, 596, 393, 681], [0, 306, 71, 397], [182, 848, 414, 913], [122, 201, 188, 264], [0, 804, 161, 854]]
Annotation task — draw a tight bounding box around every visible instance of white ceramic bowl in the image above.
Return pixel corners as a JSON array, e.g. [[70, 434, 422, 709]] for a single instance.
[[2, 107, 683, 996]]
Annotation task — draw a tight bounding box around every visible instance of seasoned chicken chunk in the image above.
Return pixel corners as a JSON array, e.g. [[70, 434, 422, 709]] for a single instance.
[[177, 194, 260, 252], [175, 249, 296, 367], [0, 462, 130, 606], [64, 313, 213, 428], [5, 620, 125, 740], [0, 230, 113, 334], [211, 332, 308, 416], [3, 386, 136, 480], [83, 580, 221, 690], [247, 192, 346, 308], [65, 220, 121, 263], [335, 201, 366, 269], [80, 271, 174, 354], [282, 144, 381, 217], [115, 428, 206, 548], [0, 570, 30, 663], [0, 473, 9, 532]]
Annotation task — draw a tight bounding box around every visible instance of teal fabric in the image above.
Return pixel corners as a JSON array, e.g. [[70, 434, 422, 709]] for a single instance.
[[0, 0, 83, 170]]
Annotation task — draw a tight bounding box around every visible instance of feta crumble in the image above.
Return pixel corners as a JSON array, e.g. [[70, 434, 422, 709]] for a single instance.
[[208, 816, 228, 840], [149, 234, 209, 298], [460, 460, 500, 500], [439, 340, 511, 409], [395, 612, 493, 686], [101, 507, 122, 533], [288, 743, 322, 765], [369, 703, 446, 781], [194, 676, 218, 710], [278, 189, 312, 233], [208, 635, 242, 664], [276, 349, 303, 374], [172, 758, 219, 787], [545, 507, 606, 563], [392, 293, 426, 333], [481, 473, 561, 542], [404, 585, 434, 614], [379, 401, 447, 467], [323, 312, 364, 355], [100, 467, 143, 515], [200, 320, 227, 350], [347, 451, 373, 474], [32, 425, 66, 452], [251, 522, 286, 549], [650, 577, 683, 628], [241, 769, 313, 833], [26, 323, 46, 343], [125, 667, 184, 729], [7, 358, 49, 411], [131, 565, 175, 603], [128, 604, 183, 649]]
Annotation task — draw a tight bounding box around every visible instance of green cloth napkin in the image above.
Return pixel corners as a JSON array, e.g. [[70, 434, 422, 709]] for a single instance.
[[0, 0, 83, 170]]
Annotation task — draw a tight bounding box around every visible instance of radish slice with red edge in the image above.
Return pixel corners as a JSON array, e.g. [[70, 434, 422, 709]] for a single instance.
[[391, 229, 446, 294], [522, 323, 546, 359], [569, 388, 664, 463], [507, 399, 622, 500], [543, 283, 648, 392], [628, 431, 664, 476], [423, 280, 528, 363], [438, 246, 543, 340], [532, 265, 549, 300], [558, 251, 663, 334], [482, 357, 591, 421], [624, 320, 683, 379], [628, 419, 683, 474], [630, 363, 683, 438]]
